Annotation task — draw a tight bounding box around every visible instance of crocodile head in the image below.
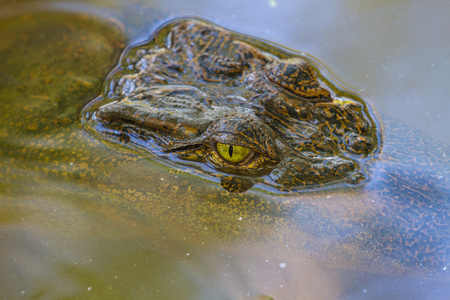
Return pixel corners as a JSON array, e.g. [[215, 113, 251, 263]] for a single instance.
[[83, 19, 380, 192]]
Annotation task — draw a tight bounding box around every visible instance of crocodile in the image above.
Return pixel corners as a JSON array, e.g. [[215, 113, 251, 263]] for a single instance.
[[80, 18, 448, 277], [0, 14, 449, 298]]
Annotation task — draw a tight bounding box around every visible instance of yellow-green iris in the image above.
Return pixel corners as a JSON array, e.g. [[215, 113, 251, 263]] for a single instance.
[[216, 143, 250, 163]]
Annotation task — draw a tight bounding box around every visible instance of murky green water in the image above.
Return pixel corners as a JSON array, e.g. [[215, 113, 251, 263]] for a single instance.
[[0, 1, 449, 299]]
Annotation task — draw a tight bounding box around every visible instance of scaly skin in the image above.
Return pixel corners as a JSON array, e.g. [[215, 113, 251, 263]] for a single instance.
[[0, 14, 448, 281]]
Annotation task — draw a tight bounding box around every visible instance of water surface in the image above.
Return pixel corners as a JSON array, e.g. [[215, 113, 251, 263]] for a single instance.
[[0, 1, 449, 299]]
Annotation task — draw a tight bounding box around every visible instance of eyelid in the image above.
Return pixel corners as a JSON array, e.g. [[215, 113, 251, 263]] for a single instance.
[[202, 116, 280, 164]]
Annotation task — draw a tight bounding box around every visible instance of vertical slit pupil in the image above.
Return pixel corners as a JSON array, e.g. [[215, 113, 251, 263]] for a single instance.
[[228, 145, 234, 157]]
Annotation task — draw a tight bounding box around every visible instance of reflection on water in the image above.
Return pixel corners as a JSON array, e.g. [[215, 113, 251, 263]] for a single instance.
[[0, 1, 449, 299]]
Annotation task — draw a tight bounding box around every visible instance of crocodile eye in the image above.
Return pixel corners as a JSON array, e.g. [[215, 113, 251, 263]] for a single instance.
[[216, 143, 251, 164]]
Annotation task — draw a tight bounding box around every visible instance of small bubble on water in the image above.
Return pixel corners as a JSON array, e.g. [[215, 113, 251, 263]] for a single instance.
[[269, 0, 278, 7]]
